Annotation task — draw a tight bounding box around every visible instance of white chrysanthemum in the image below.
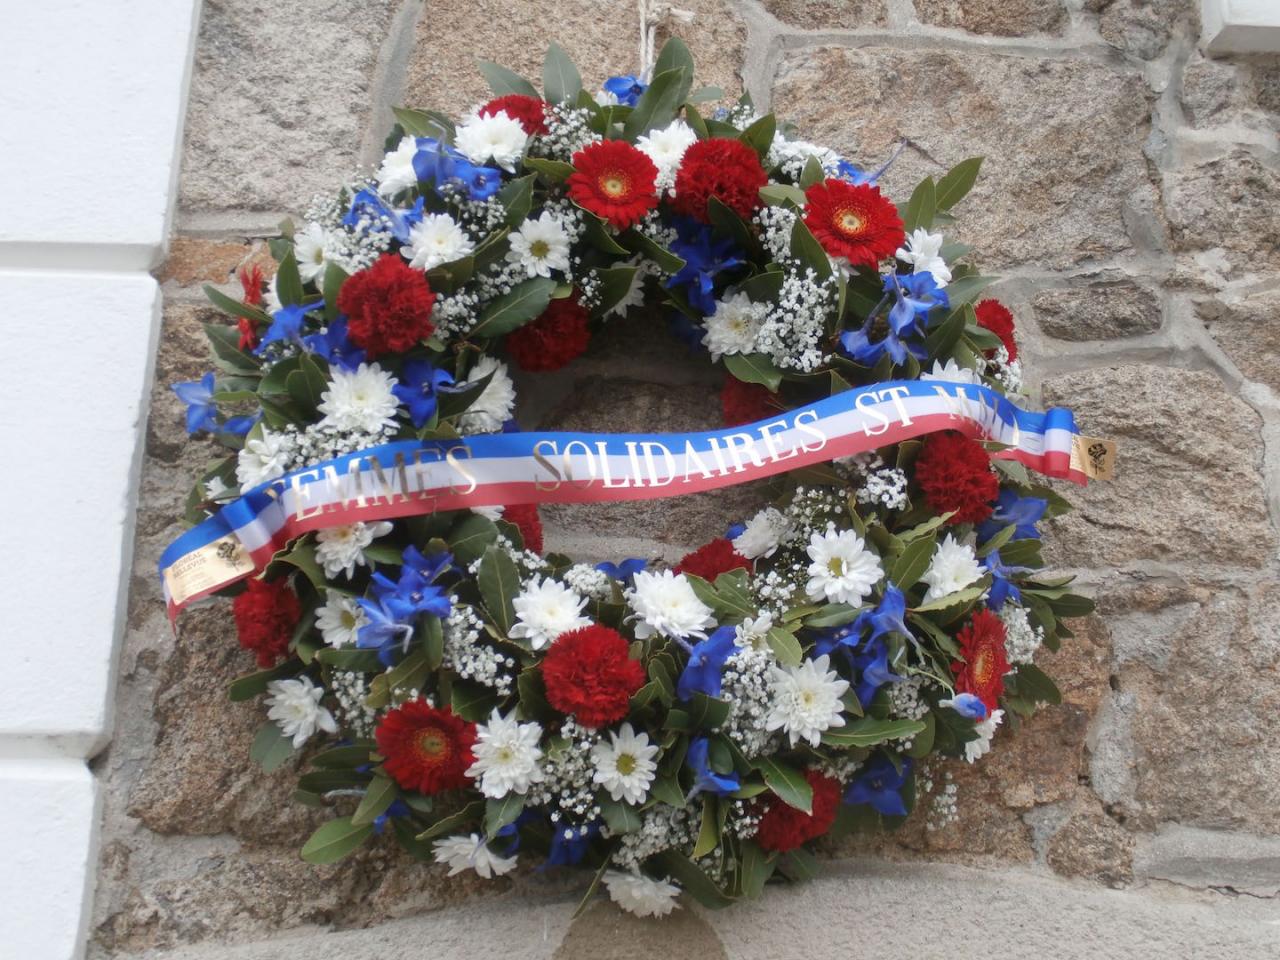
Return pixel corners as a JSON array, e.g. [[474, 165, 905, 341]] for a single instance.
[[636, 118, 697, 192], [766, 133, 842, 178], [315, 592, 368, 647], [454, 110, 528, 172], [734, 613, 775, 651], [921, 533, 984, 602], [455, 356, 516, 433], [804, 527, 883, 604], [317, 362, 400, 433], [509, 575, 590, 650], [896, 228, 952, 287], [471, 504, 504, 521], [733, 507, 794, 560], [603, 870, 681, 918], [466, 708, 545, 798], [920, 358, 980, 384], [235, 428, 295, 492], [264, 273, 282, 313], [964, 709, 1004, 763], [204, 476, 229, 499], [265, 676, 337, 748], [377, 135, 421, 197], [703, 292, 767, 360], [764, 654, 850, 747], [506, 211, 572, 278], [314, 521, 394, 579], [627, 570, 716, 641], [402, 212, 474, 271], [293, 222, 329, 283], [591, 723, 659, 805], [432, 833, 519, 879]]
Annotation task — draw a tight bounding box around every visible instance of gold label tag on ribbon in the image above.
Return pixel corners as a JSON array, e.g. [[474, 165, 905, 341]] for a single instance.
[[162, 534, 255, 606], [1070, 435, 1117, 481]]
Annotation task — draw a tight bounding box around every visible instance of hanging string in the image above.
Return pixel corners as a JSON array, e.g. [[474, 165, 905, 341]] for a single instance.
[[637, 0, 695, 81]]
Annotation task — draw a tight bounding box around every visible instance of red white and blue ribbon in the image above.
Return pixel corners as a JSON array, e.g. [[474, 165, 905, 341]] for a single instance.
[[159, 379, 1110, 619]]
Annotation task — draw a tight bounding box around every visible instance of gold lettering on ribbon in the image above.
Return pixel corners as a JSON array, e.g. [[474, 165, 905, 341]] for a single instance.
[[533, 440, 563, 491]]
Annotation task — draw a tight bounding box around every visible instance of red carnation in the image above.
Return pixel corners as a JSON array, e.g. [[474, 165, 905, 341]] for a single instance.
[[675, 538, 751, 581], [671, 138, 768, 223], [721, 376, 780, 427], [952, 609, 1012, 712], [802, 179, 904, 270], [480, 94, 549, 135], [541, 625, 646, 728], [975, 299, 1018, 363], [755, 770, 842, 852], [503, 502, 544, 554], [336, 253, 437, 357], [914, 430, 999, 525], [506, 295, 591, 371], [375, 700, 477, 795], [232, 577, 301, 668], [567, 139, 659, 229]]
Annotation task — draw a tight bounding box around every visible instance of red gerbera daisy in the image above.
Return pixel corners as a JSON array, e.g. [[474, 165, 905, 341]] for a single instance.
[[670, 138, 768, 223], [567, 140, 659, 229], [802, 179, 905, 269], [540, 625, 646, 728], [721, 376, 781, 427], [505, 294, 591, 371], [975, 299, 1018, 363], [232, 577, 301, 668], [674, 538, 751, 581], [480, 94, 549, 136], [755, 770, 842, 852], [952, 609, 1012, 712], [913, 430, 999, 525], [336, 253, 437, 357], [375, 700, 477, 795], [502, 502, 544, 554]]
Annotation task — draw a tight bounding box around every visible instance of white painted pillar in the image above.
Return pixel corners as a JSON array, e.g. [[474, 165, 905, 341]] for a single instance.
[[0, 3, 202, 957], [1201, 0, 1280, 54]]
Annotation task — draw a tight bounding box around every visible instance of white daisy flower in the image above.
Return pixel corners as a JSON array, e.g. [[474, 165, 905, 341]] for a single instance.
[[896, 228, 952, 288], [636, 118, 697, 192], [376, 135, 422, 197], [314, 520, 394, 580], [402, 212, 474, 271], [590, 723, 659, 805], [317, 362, 400, 433], [734, 613, 775, 650], [964, 709, 1004, 763], [265, 676, 337, 748], [733, 506, 794, 560], [235, 428, 296, 492], [509, 576, 590, 650], [626, 570, 716, 642], [804, 527, 883, 605], [466, 708, 544, 798], [603, 870, 681, 918], [264, 272, 282, 313], [455, 356, 516, 434], [764, 654, 850, 747], [921, 533, 984, 602], [293, 222, 329, 283], [703, 292, 768, 360], [432, 833, 519, 879], [506, 211, 572, 278], [315, 592, 368, 647], [454, 110, 528, 172], [920, 358, 980, 384]]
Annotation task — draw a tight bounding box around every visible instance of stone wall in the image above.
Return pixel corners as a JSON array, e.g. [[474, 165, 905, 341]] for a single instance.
[[89, 0, 1280, 954]]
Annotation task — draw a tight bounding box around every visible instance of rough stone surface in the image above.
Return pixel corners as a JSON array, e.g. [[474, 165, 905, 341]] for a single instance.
[[1180, 53, 1280, 132], [1087, 0, 1196, 60], [1163, 149, 1280, 278], [760, 0, 888, 30], [771, 47, 1155, 270], [1041, 364, 1275, 569], [155, 239, 265, 288], [1046, 801, 1136, 888], [1032, 275, 1163, 341], [915, 0, 1067, 37], [1134, 825, 1280, 898], [179, 0, 400, 215], [1197, 291, 1280, 391], [404, 0, 745, 118], [553, 901, 728, 960]]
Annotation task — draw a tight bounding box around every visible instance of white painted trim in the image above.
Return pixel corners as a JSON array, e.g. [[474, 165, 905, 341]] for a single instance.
[[1201, 0, 1280, 55], [0, 2, 202, 957]]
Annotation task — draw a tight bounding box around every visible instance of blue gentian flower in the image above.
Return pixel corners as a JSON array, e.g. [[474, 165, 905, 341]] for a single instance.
[[544, 821, 599, 868], [410, 138, 503, 202], [356, 549, 453, 665], [852, 583, 912, 647], [355, 592, 416, 666], [981, 548, 1030, 610], [665, 219, 744, 315], [391, 359, 454, 428], [595, 558, 646, 585], [851, 636, 903, 708], [840, 273, 947, 367], [254, 299, 325, 355], [372, 798, 412, 834], [447, 158, 502, 201], [303, 316, 366, 371], [835, 141, 906, 186], [725, 522, 746, 541], [676, 627, 738, 700], [845, 756, 912, 816], [940, 693, 988, 721], [686, 736, 740, 798], [343, 188, 424, 244], [222, 410, 262, 436], [172, 372, 217, 433], [602, 74, 647, 106], [978, 489, 1049, 542]]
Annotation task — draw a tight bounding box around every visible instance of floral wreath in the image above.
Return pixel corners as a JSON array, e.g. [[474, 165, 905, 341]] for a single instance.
[[171, 40, 1096, 918]]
